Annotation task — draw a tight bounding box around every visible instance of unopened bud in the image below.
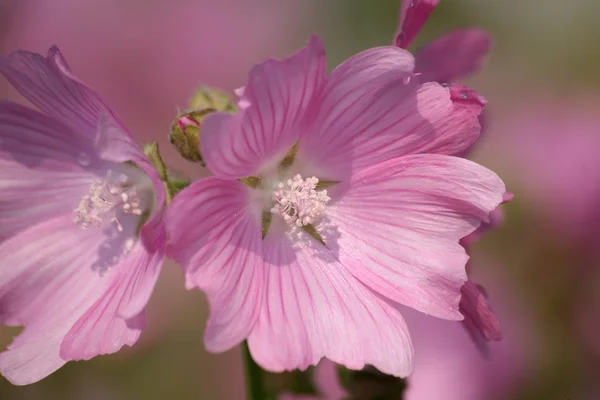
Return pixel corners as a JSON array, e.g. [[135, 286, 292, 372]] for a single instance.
[[170, 87, 236, 165], [169, 109, 214, 165]]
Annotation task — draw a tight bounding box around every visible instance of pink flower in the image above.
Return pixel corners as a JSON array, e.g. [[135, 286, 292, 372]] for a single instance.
[[0, 47, 166, 385], [167, 36, 507, 377]]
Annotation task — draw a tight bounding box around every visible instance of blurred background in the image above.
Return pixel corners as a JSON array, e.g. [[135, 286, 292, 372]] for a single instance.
[[1, 0, 599, 398]]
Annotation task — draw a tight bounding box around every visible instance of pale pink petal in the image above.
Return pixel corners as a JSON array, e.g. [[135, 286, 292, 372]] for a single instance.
[[0, 47, 150, 170], [394, 0, 440, 48], [446, 83, 488, 158], [166, 178, 264, 352], [0, 101, 99, 242], [247, 227, 414, 378], [117, 218, 166, 320], [459, 278, 502, 355], [0, 216, 114, 384], [298, 52, 481, 180], [59, 258, 147, 360], [201, 36, 326, 179], [0, 47, 126, 137], [415, 29, 491, 83], [326, 154, 507, 319]]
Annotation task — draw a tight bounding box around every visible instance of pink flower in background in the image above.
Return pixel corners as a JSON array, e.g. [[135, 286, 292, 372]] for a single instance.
[[494, 99, 600, 243], [404, 267, 534, 400], [0, 47, 166, 384], [167, 36, 507, 377]]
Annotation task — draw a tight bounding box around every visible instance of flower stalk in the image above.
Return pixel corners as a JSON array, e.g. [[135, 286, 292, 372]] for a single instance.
[[242, 341, 268, 400]]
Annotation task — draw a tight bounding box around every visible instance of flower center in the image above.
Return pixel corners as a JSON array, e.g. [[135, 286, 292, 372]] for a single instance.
[[73, 172, 143, 232], [270, 174, 330, 227]]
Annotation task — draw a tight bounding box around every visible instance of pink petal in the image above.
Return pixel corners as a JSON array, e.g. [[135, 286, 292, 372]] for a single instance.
[[117, 217, 166, 320], [0, 213, 162, 382], [298, 50, 481, 179], [415, 29, 491, 83], [446, 84, 488, 158], [0, 101, 98, 242], [459, 278, 502, 355], [0, 47, 126, 138], [59, 266, 146, 360], [394, 0, 440, 48], [247, 228, 414, 378], [0, 216, 113, 384], [326, 154, 507, 320], [0, 48, 150, 171], [166, 178, 264, 352], [201, 36, 326, 179]]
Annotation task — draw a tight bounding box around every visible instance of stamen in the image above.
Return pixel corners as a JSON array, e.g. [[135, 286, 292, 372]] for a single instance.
[[73, 173, 143, 231], [271, 174, 330, 227]]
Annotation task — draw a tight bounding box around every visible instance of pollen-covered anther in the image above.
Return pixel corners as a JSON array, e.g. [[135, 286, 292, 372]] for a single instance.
[[271, 174, 330, 227], [73, 174, 143, 231]]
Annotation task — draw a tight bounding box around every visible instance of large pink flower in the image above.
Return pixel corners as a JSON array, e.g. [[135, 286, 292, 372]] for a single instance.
[[167, 36, 507, 377], [0, 47, 166, 385]]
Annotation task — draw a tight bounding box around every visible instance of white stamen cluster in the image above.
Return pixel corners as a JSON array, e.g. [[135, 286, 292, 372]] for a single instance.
[[271, 174, 330, 227], [73, 174, 143, 231]]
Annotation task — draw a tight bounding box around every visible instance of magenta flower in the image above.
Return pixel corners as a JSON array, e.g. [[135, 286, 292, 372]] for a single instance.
[[167, 36, 507, 376], [0, 47, 166, 384]]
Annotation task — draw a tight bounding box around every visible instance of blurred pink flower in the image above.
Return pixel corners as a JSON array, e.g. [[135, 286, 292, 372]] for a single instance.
[[404, 267, 534, 400], [494, 98, 600, 243], [0, 47, 166, 385], [167, 36, 507, 377]]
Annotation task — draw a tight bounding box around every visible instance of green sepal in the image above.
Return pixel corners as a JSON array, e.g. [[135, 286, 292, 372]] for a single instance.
[[189, 86, 237, 113]]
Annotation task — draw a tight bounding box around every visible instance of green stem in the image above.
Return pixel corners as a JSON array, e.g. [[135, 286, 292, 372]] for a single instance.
[[242, 341, 267, 400]]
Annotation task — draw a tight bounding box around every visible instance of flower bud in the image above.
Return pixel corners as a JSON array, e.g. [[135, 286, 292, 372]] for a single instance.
[[169, 109, 214, 165], [170, 87, 236, 165]]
